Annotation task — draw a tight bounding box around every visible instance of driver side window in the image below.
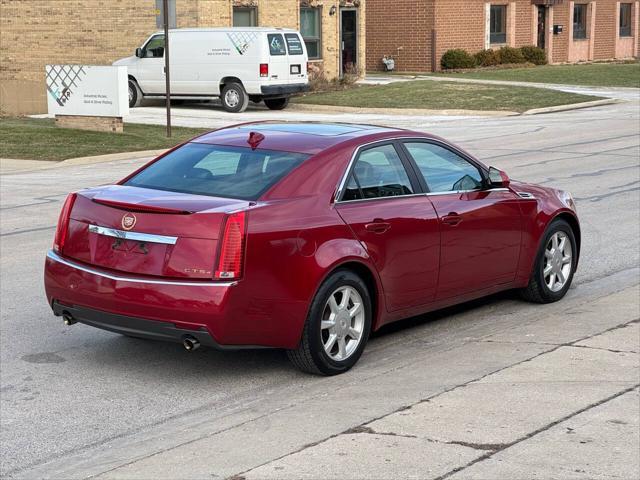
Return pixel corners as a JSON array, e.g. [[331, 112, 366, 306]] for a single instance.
[[144, 35, 165, 58], [404, 142, 483, 193]]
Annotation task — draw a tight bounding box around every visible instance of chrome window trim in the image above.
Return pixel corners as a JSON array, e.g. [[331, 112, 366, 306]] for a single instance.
[[333, 137, 495, 204], [46, 250, 235, 287], [336, 193, 428, 205], [88, 224, 178, 245], [426, 187, 511, 196], [334, 137, 426, 204]]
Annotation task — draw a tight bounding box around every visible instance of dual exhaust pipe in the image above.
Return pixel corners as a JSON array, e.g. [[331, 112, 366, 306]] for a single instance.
[[62, 311, 201, 352]]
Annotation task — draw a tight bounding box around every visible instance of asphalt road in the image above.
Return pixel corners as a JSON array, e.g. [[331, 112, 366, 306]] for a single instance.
[[1, 94, 639, 479]]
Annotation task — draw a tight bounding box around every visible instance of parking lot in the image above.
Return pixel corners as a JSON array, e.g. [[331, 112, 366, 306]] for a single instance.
[[1, 94, 639, 479]]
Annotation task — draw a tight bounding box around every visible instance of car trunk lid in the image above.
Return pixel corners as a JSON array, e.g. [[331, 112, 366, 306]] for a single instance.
[[63, 185, 249, 279]]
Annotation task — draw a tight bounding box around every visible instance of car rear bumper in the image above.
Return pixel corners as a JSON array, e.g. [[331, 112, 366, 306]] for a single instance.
[[260, 83, 309, 96], [44, 250, 306, 349]]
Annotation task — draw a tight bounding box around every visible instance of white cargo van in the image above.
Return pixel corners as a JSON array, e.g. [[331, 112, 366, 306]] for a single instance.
[[113, 27, 309, 113]]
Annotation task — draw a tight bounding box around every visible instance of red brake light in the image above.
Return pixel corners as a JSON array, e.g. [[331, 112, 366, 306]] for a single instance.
[[53, 193, 77, 254], [214, 211, 247, 280], [260, 63, 269, 77]]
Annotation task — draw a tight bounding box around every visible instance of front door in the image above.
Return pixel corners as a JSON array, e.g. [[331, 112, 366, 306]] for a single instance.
[[340, 9, 358, 76], [335, 143, 440, 312], [400, 141, 522, 300], [537, 6, 547, 49], [136, 34, 166, 94]]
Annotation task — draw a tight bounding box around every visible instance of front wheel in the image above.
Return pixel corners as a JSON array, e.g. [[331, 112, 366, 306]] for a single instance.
[[520, 219, 577, 303], [128, 79, 141, 108], [264, 97, 290, 110], [287, 270, 372, 375], [221, 82, 249, 113]]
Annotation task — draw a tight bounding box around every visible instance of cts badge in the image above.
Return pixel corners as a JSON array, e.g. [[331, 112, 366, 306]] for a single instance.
[[121, 213, 137, 231]]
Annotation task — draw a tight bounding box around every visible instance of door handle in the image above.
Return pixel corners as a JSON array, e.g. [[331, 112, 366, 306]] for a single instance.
[[442, 212, 463, 226], [365, 220, 391, 234]]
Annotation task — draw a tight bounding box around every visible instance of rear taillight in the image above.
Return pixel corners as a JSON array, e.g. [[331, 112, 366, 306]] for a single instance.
[[214, 211, 247, 280], [53, 193, 77, 254], [260, 63, 269, 77]]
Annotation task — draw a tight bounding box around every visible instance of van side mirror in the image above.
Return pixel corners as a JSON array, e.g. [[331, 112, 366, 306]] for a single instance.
[[488, 166, 510, 188], [135, 47, 144, 58]]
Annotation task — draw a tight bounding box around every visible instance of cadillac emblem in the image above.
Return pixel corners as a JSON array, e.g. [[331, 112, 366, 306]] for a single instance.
[[121, 213, 137, 231]]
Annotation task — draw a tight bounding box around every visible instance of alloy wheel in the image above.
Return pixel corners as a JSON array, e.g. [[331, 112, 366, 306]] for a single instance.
[[320, 286, 365, 361], [543, 231, 572, 292]]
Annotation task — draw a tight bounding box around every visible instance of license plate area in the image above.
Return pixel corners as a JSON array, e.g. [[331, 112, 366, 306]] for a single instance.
[[290, 64, 301, 75]]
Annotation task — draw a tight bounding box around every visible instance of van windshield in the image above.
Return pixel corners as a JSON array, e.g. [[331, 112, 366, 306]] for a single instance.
[[125, 143, 309, 200]]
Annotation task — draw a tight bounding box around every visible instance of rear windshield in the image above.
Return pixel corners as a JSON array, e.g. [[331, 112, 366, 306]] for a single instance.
[[268, 34, 287, 56], [285, 34, 304, 55], [124, 143, 309, 200]]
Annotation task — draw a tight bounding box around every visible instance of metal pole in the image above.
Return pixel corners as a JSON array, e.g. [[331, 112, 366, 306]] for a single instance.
[[163, 0, 171, 137]]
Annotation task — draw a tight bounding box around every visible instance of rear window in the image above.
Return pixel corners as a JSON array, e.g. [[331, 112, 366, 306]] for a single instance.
[[124, 143, 309, 200], [267, 34, 286, 56], [285, 33, 304, 55]]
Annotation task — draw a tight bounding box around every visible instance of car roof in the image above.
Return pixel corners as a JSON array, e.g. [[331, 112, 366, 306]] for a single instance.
[[191, 122, 414, 155], [162, 27, 300, 34]]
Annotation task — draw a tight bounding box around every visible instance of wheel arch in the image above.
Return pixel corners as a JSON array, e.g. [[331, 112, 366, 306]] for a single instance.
[[551, 211, 581, 266], [219, 77, 244, 93], [317, 259, 384, 332]]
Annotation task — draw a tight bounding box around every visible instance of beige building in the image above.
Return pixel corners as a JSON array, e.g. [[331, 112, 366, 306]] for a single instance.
[[0, 0, 366, 115]]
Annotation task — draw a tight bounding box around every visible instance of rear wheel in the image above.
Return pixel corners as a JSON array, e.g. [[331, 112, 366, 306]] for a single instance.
[[287, 270, 372, 375], [221, 82, 249, 113], [264, 97, 290, 110], [520, 219, 577, 303], [128, 79, 141, 108]]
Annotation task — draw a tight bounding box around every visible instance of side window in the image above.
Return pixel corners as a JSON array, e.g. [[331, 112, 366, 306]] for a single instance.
[[341, 144, 414, 201], [404, 142, 483, 193], [268, 34, 287, 56], [144, 35, 165, 58]]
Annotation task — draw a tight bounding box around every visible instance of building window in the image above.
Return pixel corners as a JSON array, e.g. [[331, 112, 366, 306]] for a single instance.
[[490, 5, 507, 45], [300, 7, 321, 59], [155, 0, 176, 29], [573, 4, 588, 40], [233, 7, 257, 27], [620, 3, 632, 37]]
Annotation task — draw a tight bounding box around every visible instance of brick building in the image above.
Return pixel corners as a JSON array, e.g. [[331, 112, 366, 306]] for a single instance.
[[367, 0, 640, 72], [0, 0, 366, 114]]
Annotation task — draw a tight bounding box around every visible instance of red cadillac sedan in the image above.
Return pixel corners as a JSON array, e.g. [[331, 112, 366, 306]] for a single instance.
[[45, 122, 580, 375]]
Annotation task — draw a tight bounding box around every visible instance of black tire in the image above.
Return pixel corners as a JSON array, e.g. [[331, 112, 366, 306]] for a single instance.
[[264, 97, 290, 110], [128, 79, 141, 108], [220, 82, 249, 113], [520, 218, 577, 304], [287, 270, 372, 376]]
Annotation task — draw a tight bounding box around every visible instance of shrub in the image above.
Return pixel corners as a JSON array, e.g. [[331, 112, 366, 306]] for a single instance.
[[441, 49, 477, 70], [474, 49, 501, 67], [520, 45, 548, 65], [498, 46, 526, 64]]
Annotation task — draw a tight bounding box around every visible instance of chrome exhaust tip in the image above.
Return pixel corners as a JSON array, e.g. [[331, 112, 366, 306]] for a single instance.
[[182, 336, 200, 352], [62, 312, 77, 326]]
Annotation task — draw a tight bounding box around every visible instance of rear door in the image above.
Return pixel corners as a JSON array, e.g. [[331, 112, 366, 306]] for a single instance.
[[266, 33, 289, 84], [335, 142, 440, 312], [400, 140, 522, 300], [284, 33, 306, 83]]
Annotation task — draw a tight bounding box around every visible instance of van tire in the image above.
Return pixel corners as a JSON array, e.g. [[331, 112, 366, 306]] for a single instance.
[[264, 98, 290, 110], [221, 82, 249, 113], [128, 79, 141, 108]]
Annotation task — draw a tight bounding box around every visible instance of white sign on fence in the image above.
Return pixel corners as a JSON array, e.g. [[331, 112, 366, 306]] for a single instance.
[[45, 65, 129, 117]]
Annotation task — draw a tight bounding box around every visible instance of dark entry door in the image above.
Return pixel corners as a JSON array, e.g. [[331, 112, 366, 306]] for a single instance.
[[341, 9, 357, 75], [537, 6, 547, 49]]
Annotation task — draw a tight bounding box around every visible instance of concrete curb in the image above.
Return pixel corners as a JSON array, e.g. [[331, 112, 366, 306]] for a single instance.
[[58, 149, 166, 166], [289, 103, 518, 117], [522, 98, 620, 115], [0, 150, 164, 175]]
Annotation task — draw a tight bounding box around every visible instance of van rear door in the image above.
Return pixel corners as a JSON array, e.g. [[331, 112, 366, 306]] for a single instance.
[[266, 33, 289, 84], [284, 33, 306, 83]]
